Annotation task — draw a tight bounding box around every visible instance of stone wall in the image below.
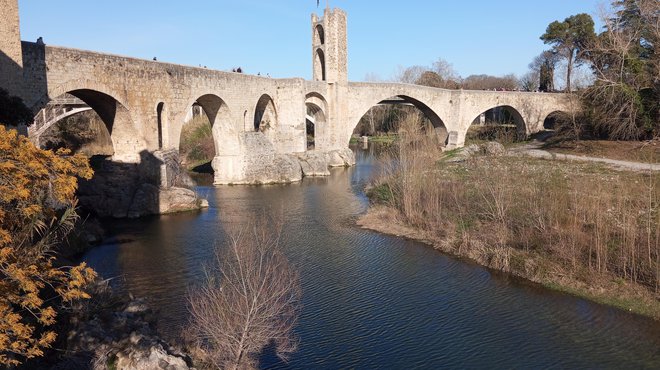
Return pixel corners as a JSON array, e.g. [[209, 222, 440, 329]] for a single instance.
[[0, 0, 23, 98]]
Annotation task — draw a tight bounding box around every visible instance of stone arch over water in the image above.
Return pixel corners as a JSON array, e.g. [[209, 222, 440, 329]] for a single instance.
[[33, 82, 144, 162], [350, 93, 449, 147]]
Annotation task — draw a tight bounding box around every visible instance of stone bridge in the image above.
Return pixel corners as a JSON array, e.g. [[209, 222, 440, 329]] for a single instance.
[[1, 0, 574, 185]]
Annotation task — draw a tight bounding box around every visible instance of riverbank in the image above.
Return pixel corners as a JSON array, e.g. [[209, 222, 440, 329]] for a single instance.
[[358, 206, 660, 320], [18, 280, 194, 369], [358, 128, 660, 320]]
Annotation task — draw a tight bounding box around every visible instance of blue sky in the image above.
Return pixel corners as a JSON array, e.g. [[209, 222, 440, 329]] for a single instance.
[[18, 0, 605, 81]]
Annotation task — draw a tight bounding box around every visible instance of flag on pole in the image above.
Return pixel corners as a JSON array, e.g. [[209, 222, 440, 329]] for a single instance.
[[317, 0, 320, 7]]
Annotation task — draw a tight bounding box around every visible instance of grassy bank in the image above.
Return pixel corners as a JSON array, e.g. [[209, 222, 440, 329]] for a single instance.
[[361, 116, 660, 319], [350, 133, 399, 144]]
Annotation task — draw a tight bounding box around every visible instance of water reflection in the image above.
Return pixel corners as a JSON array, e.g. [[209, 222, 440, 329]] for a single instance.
[[84, 144, 660, 369]]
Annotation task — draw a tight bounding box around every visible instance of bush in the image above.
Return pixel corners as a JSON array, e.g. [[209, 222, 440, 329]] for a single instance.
[[187, 217, 300, 369], [0, 125, 97, 366]]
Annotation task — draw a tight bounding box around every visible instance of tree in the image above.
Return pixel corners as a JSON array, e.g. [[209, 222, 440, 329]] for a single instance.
[[430, 58, 461, 88], [582, 0, 659, 139], [0, 125, 96, 366], [541, 13, 596, 91], [393, 65, 427, 84], [462, 74, 519, 90], [519, 71, 539, 92], [394, 58, 461, 89], [416, 71, 445, 88], [187, 218, 301, 370]]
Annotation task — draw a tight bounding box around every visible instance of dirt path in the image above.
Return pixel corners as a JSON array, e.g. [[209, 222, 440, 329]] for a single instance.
[[509, 142, 660, 171]]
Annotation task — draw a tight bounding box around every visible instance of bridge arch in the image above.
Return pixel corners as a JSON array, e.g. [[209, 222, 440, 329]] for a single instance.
[[253, 94, 278, 133], [350, 93, 448, 147], [191, 94, 233, 156], [543, 110, 571, 130], [305, 92, 328, 150], [32, 81, 145, 162], [469, 104, 527, 141]]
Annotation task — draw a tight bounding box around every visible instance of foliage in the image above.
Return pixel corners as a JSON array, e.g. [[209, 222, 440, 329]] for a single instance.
[[0, 88, 33, 127], [581, 0, 659, 140], [180, 115, 215, 167], [527, 51, 561, 92], [541, 13, 596, 91], [0, 125, 96, 366], [187, 217, 301, 370]]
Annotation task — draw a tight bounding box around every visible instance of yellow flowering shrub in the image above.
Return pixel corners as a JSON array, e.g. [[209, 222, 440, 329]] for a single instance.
[[0, 125, 97, 366]]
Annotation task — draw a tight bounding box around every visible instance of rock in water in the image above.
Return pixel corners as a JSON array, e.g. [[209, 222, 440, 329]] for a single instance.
[[295, 151, 331, 176]]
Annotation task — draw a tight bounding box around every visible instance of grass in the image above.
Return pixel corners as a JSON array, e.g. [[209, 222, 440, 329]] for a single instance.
[[351, 133, 399, 144], [542, 281, 660, 319]]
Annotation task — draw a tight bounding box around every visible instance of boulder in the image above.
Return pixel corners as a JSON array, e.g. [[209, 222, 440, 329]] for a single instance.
[[158, 187, 205, 215], [482, 141, 506, 156], [326, 147, 356, 167], [243, 153, 303, 184], [114, 342, 191, 370], [295, 151, 331, 177]]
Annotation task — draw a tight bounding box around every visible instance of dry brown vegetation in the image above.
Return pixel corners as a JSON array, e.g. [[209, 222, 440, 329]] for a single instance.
[[545, 138, 660, 163], [366, 115, 660, 317], [41, 110, 114, 157], [187, 217, 301, 370]]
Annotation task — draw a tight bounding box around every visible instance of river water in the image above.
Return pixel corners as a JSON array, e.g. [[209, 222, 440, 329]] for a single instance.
[[83, 146, 660, 369]]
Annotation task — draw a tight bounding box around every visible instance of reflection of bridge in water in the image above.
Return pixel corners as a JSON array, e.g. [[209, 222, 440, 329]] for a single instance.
[[1, 0, 574, 185]]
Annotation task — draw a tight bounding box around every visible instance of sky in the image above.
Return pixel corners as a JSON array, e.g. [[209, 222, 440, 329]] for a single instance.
[[18, 0, 607, 81]]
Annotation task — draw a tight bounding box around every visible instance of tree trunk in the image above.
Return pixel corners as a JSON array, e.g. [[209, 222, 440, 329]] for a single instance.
[[566, 49, 574, 92]]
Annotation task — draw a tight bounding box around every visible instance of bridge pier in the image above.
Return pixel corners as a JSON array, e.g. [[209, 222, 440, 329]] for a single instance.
[[445, 130, 467, 151], [212, 155, 245, 185]]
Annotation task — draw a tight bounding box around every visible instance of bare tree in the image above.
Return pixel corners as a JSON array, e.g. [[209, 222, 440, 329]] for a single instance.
[[187, 218, 301, 370], [393, 65, 427, 84], [431, 57, 460, 84], [519, 70, 540, 92], [462, 74, 519, 90]]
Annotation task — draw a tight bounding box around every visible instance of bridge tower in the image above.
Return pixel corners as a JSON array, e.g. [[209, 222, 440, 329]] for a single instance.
[[311, 8, 347, 84], [0, 0, 24, 98]]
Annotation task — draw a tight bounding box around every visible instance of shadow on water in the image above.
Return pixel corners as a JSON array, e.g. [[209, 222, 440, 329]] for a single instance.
[[83, 143, 660, 369], [191, 160, 213, 174]]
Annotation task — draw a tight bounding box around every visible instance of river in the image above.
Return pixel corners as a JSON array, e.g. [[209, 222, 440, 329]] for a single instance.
[[83, 145, 660, 369]]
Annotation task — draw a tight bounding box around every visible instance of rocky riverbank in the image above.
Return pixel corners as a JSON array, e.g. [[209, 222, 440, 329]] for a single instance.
[[78, 150, 208, 219], [23, 282, 194, 370]]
